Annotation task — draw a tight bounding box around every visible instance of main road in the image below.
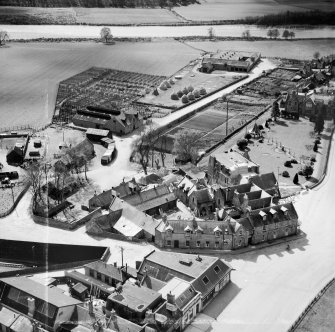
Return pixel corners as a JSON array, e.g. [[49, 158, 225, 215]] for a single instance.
[[187, 131, 335, 331]]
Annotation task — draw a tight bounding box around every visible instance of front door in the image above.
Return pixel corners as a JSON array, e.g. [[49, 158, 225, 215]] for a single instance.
[[196, 303, 200, 313], [174, 240, 179, 248]]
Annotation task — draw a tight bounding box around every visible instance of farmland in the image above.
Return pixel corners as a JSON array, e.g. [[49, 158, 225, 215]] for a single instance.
[[0, 7, 182, 25], [138, 60, 247, 110], [173, 0, 310, 21], [0, 41, 199, 129], [0, 39, 334, 129]]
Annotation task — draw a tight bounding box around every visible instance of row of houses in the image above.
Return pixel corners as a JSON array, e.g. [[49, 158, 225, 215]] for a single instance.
[[0, 250, 233, 332]]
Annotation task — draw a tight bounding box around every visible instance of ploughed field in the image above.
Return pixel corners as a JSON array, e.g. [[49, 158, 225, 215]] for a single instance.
[[0, 7, 182, 25]]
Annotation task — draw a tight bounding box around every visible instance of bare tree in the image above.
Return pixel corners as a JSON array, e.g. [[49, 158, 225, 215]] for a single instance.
[[0, 31, 9, 46], [132, 127, 157, 175], [242, 30, 251, 39], [173, 128, 204, 164], [208, 27, 215, 39], [100, 27, 112, 44], [289, 31, 295, 39], [26, 162, 44, 212], [313, 51, 320, 60]]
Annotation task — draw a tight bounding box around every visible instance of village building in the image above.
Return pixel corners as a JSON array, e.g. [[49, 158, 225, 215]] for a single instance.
[[155, 217, 250, 251], [207, 150, 260, 187], [121, 184, 177, 216], [188, 188, 215, 218], [6, 138, 29, 166], [278, 91, 301, 119], [0, 276, 82, 331], [88, 178, 141, 211], [73, 106, 143, 136], [138, 251, 232, 310], [249, 172, 280, 198], [85, 128, 112, 143], [54, 138, 95, 173], [246, 202, 299, 244], [200, 50, 261, 73], [299, 93, 335, 121]]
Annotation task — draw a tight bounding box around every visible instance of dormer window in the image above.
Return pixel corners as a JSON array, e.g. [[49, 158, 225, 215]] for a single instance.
[[259, 210, 267, 221], [195, 226, 203, 235], [281, 206, 289, 216], [184, 225, 193, 236], [213, 226, 222, 237], [269, 208, 277, 216]]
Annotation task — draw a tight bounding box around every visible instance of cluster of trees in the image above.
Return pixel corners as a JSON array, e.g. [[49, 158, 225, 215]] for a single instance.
[[241, 30, 251, 39], [132, 127, 204, 173], [1, 0, 195, 8], [0, 31, 9, 46], [243, 10, 335, 26], [267, 29, 295, 40]]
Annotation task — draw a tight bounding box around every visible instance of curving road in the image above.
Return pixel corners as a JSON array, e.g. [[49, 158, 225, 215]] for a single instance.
[[186, 129, 335, 331]]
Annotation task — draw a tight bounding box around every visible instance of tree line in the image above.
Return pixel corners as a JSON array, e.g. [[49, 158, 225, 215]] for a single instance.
[[242, 10, 335, 26], [1, 0, 196, 8]]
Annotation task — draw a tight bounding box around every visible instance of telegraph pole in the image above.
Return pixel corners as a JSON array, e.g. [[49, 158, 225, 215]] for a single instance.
[[120, 246, 124, 268]]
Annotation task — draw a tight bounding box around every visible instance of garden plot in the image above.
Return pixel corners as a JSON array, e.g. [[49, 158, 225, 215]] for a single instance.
[[161, 99, 265, 153], [137, 62, 247, 110], [56, 67, 166, 122]]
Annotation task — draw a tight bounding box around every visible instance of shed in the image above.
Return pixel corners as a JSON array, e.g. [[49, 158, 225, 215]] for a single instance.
[[71, 283, 88, 301], [86, 128, 112, 143]]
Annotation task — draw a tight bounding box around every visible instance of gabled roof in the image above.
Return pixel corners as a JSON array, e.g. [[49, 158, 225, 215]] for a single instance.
[[246, 202, 298, 228], [1, 277, 82, 307], [190, 188, 213, 204], [250, 172, 279, 197], [122, 184, 177, 212], [84, 260, 126, 282], [109, 197, 160, 236]]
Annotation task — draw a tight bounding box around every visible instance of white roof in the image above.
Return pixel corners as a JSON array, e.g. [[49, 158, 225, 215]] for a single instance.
[[158, 277, 192, 299], [213, 226, 222, 233], [113, 215, 142, 237], [269, 208, 277, 215], [259, 211, 267, 217]]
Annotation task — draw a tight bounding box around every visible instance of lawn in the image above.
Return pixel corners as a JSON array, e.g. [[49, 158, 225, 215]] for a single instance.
[[0, 41, 200, 129], [138, 61, 247, 109], [173, 0, 309, 21], [246, 117, 331, 196]]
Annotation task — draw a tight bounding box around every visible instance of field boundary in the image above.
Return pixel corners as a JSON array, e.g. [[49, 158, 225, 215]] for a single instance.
[[288, 275, 335, 332]]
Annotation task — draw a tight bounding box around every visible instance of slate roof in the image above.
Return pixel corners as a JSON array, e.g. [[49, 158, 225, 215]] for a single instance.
[[178, 163, 206, 180], [190, 188, 213, 204], [1, 277, 82, 307], [158, 277, 198, 310], [86, 128, 110, 137], [84, 260, 126, 282], [139, 251, 232, 299], [246, 202, 298, 228], [109, 197, 161, 236], [250, 172, 279, 197], [141, 275, 167, 291], [122, 184, 177, 212]]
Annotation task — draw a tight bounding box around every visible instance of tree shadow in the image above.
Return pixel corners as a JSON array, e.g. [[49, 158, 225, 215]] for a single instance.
[[319, 133, 331, 141], [203, 282, 241, 319], [275, 120, 288, 127]]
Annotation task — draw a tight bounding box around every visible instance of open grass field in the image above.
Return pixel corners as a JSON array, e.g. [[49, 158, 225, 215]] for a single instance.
[[276, 0, 335, 12], [173, 0, 310, 21], [0, 41, 199, 128], [138, 60, 247, 109], [187, 40, 335, 60], [0, 6, 182, 25]]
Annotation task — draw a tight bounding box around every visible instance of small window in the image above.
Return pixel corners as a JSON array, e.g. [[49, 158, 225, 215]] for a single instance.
[[215, 241, 219, 248], [196, 241, 201, 247], [239, 239, 242, 246], [202, 276, 209, 285], [214, 265, 221, 274], [215, 231, 221, 237], [239, 230, 242, 236], [189, 288, 193, 294], [206, 241, 210, 247], [167, 240, 171, 246], [96, 272, 101, 280], [185, 241, 190, 247]]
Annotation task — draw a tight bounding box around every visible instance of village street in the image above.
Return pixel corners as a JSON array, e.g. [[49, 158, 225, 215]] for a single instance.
[[186, 132, 335, 332]]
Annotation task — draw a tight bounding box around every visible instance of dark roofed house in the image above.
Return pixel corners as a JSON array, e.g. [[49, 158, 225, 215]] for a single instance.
[[54, 138, 95, 173], [138, 251, 232, 310], [88, 178, 141, 211], [188, 188, 215, 218], [0, 276, 82, 331], [122, 184, 177, 216], [249, 172, 280, 198]]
